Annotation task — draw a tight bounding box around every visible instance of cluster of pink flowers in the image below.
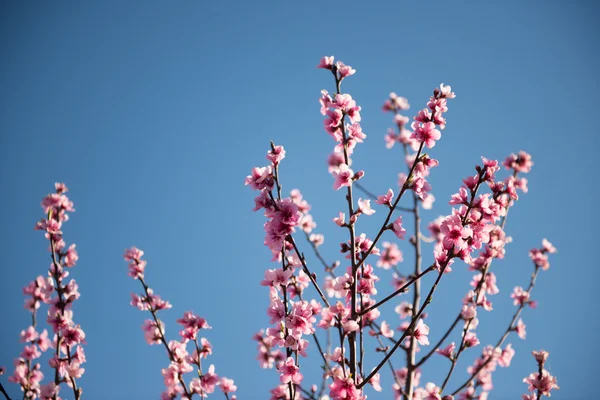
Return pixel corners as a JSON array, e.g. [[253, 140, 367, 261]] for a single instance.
[[454, 239, 556, 399], [243, 56, 559, 399], [125, 247, 237, 399], [522, 351, 559, 399], [8, 183, 85, 400], [317, 56, 365, 192]]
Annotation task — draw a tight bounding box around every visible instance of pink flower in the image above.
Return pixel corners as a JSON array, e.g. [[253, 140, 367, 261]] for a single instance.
[[329, 376, 364, 400], [20, 326, 39, 343], [380, 321, 394, 338], [439, 83, 456, 99], [317, 56, 334, 69], [532, 350, 549, 365], [464, 332, 479, 348], [376, 189, 394, 207], [336, 61, 356, 79], [498, 344, 515, 367], [515, 318, 527, 339], [523, 370, 559, 396], [278, 357, 303, 385], [220, 377, 237, 394], [333, 164, 354, 190], [410, 319, 430, 346], [40, 382, 59, 400], [504, 150, 533, 173], [418, 382, 442, 400], [391, 216, 406, 240], [511, 286, 531, 306], [440, 214, 471, 251], [266, 145, 286, 165], [142, 319, 164, 345], [395, 302, 413, 319], [412, 122, 441, 148], [377, 242, 403, 269], [245, 166, 274, 191], [542, 238, 557, 254], [357, 198, 375, 216], [201, 364, 220, 394], [334, 212, 346, 227], [64, 244, 78, 267], [436, 342, 456, 359]]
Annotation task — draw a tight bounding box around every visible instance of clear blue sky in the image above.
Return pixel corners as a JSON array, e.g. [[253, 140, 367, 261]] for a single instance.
[[1, 1, 597, 399]]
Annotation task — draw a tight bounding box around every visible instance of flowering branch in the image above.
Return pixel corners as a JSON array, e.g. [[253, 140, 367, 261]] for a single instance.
[[125, 248, 236, 399], [449, 239, 556, 397]]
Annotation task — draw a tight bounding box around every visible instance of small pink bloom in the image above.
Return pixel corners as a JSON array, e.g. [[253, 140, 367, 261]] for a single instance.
[[333, 164, 354, 190], [357, 198, 375, 216], [266, 145, 286, 165], [498, 344, 515, 367], [436, 342, 456, 359], [523, 370, 559, 396], [376, 189, 394, 206], [532, 350, 549, 365], [317, 56, 334, 69], [220, 377, 237, 394], [391, 216, 406, 240], [411, 319, 430, 346], [336, 61, 356, 78], [278, 357, 303, 385], [515, 318, 527, 339]]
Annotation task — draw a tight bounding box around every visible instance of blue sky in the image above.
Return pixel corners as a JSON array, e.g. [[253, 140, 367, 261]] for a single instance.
[[0, 1, 597, 399]]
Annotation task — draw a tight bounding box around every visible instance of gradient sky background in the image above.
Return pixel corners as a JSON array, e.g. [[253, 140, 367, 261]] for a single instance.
[[1, 1, 598, 399]]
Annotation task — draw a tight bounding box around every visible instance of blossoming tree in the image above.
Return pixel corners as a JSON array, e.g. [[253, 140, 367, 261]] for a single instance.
[[244, 56, 558, 400], [1, 56, 558, 400]]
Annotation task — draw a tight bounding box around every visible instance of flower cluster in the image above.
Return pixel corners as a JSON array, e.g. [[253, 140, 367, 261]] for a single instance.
[[9, 183, 85, 400], [125, 248, 237, 399], [317, 56, 365, 191], [522, 350, 559, 399], [243, 57, 558, 399]]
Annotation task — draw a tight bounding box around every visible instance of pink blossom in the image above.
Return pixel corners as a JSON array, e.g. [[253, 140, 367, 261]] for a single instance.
[[380, 321, 394, 338], [333, 164, 354, 190], [334, 212, 346, 227], [410, 319, 430, 346], [440, 214, 471, 251], [412, 121, 441, 148], [523, 370, 559, 396], [532, 350, 549, 365], [417, 382, 442, 400], [336, 61, 356, 79], [278, 357, 302, 385], [317, 56, 334, 69], [220, 377, 237, 394], [498, 344, 515, 367], [511, 286, 531, 306], [267, 145, 286, 165], [377, 242, 403, 269], [395, 302, 413, 319], [245, 166, 274, 191], [40, 382, 59, 400], [376, 189, 394, 207], [542, 238, 557, 254], [63, 244, 78, 267], [464, 332, 480, 348], [436, 342, 456, 359], [515, 318, 527, 339], [329, 376, 364, 400], [391, 216, 406, 240], [142, 319, 164, 345], [357, 198, 375, 216], [328, 152, 348, 173], [504, 151, 533, 173]]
